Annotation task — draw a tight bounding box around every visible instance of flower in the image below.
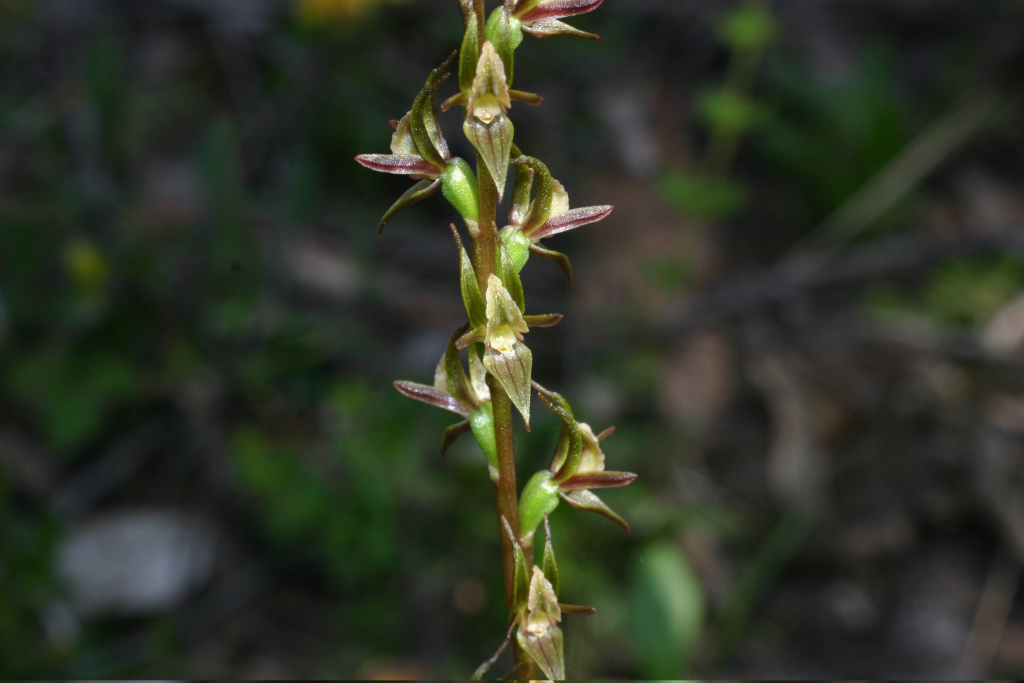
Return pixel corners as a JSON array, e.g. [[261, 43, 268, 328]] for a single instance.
[[519, 382, 637, 538], [393, 326, 498, 473], [510, 0, 606, 42], [500, 153, 613, 283], [355, 52, 479, 231]]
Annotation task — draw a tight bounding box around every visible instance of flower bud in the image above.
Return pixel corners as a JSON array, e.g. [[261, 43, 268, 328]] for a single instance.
[[500, 226, 531, 273]]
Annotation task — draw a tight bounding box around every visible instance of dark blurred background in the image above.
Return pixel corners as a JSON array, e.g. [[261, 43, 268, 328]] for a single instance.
[[3, 0, 1024, 678]]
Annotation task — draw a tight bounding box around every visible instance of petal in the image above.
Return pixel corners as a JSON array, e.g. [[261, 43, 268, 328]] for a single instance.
[[542, 516, 559, 596], [509, 162, 535, 227], [528, 243, 573, 284], [559, 489, 630, 532], [411, 52, 455, 168], [521, 0, 604, 22], [532, 381, 582, 479], [484, 341, 533, 428], [510, 89, 544, 106], [502, 515, 531, 612], [451, 225, 487, 328], [531, 205, 613, 240], [558, 603, 596, 616], [355, 154, 440, 176], [441, 419, 472, 457], [559, 470, 638, 491], [524, 312, 563, 328], [511, 155, 554, 235], [443, 324, 476, 409], [378, 179, 441, 234], [485, 273, 529, 348], [389, 113, 418, 155], [393, 380, 469, 416]]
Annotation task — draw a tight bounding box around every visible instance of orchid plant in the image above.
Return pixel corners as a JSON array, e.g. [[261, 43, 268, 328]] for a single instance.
[[356, 1, 635, 678]]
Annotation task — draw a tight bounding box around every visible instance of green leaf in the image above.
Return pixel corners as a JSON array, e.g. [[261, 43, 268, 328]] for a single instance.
[[500, 226, 531, 273], [629, 542, 706, 679], [459, 10, 481, 92], [542, 516, 559, 596], [485, 7, 519, 86], [502, 515, 531, 612]]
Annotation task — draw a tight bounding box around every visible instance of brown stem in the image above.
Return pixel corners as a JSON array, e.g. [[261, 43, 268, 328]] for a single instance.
[[488, 373, 519, 610], [474, 0, 487, 50], [473, 164, 499, 290]]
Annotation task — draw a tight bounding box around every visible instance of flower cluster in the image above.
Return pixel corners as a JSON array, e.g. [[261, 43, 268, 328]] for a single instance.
[[356, 0, 633, 678]]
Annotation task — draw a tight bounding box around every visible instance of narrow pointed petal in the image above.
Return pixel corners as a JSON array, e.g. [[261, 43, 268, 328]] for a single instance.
[[440, 91, 468, 112], [510, 163, 535, 226], [485, 6, 518, 85], [516, 626, 565, 681], [441, 419, 472, 457], [520, 0, 604, 22], [496, 239, 526, 312], [509, 89, 544, 106], [523, 313, 563, 328], [502, 515, 531, 612], [459, 9, 481, 91], [393, 380, 469, 416], [484, 341, 532, 428], [542, 516, 559, 596], [558, 603, 596, 616], [452, 225, 487, 327], [528, 243, 573, 284], [559, 470, 638, 490], [531, 205, 613, 240], [411, 53, 455, 168], [522, 18, 603, 41], [355, 154, 440, 176], [532, 381, 582, 479], [379, 179, 441, 234], [596, 425, 615, 441], [512, 155, 554, 235], [456, 325, 486, 349], [444, 324, 475, 408], [560, 489, 630, 532]]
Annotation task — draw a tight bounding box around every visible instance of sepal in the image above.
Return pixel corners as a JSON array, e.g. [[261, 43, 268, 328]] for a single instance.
[[393, 380, 470, 416], [495, 240, 526, 312], [516, 565, 565, 681], [410, 51, 455, 169], [458, 9, 480, 91], [465, 42, 514, 198], [560, 489, 631, 532], [378, 178, 441, 234], [529, 243, 573, 284], [484, 273, 528, 352], [441, 419, 472, 457], [354, 154, 440, 176], [530, 204, 613, 240], [559, 603, 596, 616], [510, 89, 544, 106], [521, 17, 603, 41], [518, 0, 605, 23], [559, 470, 638, 490], [485, 7, 523, 85]]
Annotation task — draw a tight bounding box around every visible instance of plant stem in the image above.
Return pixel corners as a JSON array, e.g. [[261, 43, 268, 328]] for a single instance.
[[488, 373, 519, 610], [474, 0, 487, 49]]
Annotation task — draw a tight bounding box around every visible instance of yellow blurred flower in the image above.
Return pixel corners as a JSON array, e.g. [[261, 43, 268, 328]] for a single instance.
[[295, 0, 407, 25]]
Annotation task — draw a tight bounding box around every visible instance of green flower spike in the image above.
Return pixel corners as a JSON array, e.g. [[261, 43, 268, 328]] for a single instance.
[[500, 153, 613, 283], [356, 52, 480, 231]]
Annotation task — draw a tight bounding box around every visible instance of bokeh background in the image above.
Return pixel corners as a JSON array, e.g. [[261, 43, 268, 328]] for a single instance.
[[3, 0, 1024, 678]]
